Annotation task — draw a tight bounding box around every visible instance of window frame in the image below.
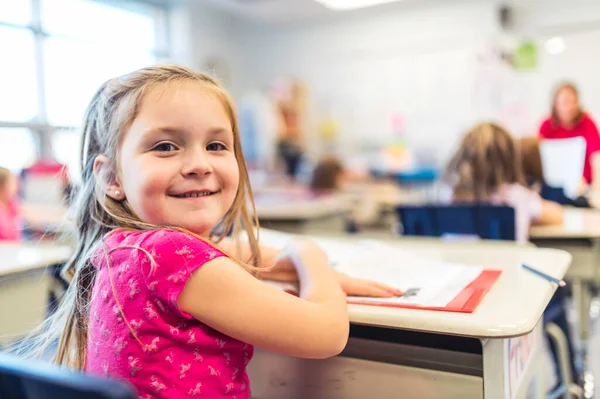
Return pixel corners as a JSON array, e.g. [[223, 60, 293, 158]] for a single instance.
[[0, 0, 170, 162]]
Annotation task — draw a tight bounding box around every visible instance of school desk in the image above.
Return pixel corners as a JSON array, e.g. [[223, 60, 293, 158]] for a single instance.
[[0, 242, 71, 345], [247, 230, 571, 399], [254, 191, 352, 234], [529, 207, 600, 385], [22, 203, 70, 239]]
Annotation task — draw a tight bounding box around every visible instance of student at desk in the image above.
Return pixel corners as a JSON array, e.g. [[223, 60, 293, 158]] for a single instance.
[[310, 156, 401, 228], [29, 65, 400, 399], [445, 122, 564, 243]]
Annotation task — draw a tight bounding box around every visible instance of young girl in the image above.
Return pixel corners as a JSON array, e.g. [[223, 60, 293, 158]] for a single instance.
[[445, 122, 563, 243], [42, 65, 400, 399], [0, 167, 22, 241]]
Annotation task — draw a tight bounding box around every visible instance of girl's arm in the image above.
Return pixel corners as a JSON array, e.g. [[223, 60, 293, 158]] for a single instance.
[[534, 200, 564, 225], [219, 236, 402, 297], [178, 238, 349, 359]]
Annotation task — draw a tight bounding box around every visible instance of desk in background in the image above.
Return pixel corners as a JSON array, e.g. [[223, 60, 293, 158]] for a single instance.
[[248, 230, 571, 399], [0, 243, 71, 345], [254, 191, 352, 234], [530, 207, 600, 385]]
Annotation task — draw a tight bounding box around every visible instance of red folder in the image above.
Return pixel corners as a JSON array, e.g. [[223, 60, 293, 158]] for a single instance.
[[346, 269, 502, 313]]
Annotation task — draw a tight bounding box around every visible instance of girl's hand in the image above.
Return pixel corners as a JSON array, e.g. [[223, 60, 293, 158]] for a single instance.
[[337, 273, 403, 298], [262, 259, 403, 298]]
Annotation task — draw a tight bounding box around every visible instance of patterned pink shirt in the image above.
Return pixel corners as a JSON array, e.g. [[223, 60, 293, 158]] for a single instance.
[[86, 229, 253, 399]]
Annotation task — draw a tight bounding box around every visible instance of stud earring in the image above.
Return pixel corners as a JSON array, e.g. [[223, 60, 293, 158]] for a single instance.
[[114, 190, 121, 196]]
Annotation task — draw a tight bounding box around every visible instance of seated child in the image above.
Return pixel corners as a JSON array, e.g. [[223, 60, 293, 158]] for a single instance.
[[445, 122, 563, 243], [310, 156, 400, 228]]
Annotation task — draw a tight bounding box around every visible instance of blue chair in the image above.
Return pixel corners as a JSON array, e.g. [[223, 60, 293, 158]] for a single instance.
[[396, 205, 436, 236], [476, 205, 517, 240], [0, 353, 136, 399], [396, 204, 516, 240]]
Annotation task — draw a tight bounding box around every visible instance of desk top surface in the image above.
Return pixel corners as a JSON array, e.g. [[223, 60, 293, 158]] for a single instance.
[[254, 191, 352, 221], [259, 229, 571, 339], [529, 208, 600, 240], [0, 242, 71, 276]]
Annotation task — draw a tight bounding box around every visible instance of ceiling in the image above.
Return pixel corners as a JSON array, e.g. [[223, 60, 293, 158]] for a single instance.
[[199, 0, 403, 24]]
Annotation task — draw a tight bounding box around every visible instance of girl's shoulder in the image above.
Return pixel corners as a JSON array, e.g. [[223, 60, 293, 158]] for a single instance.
[[105, 228, 201, 246], [102, 229, 226, 261]]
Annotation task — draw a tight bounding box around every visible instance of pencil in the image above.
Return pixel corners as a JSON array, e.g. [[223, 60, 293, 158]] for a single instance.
[[522, 264, 566, 287]]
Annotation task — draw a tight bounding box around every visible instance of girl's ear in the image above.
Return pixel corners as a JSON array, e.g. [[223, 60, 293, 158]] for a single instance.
[[93, 154, 125, 201]]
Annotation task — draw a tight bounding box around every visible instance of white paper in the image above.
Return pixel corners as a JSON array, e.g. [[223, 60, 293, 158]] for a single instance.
[[540, 137, 586, 199], [323, 240, 483, 308], [259, 230, 484, 308]]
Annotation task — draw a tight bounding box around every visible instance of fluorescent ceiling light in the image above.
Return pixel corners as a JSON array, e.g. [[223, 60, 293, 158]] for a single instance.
[[314, 0, 402, 11]]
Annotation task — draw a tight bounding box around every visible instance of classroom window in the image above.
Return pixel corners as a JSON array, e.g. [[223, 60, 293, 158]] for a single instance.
[[0, 26, 38, 122], [0, 0, 168, 173], [51, 129, 81, 182], [44, 37, 156, 126], [0, 0, 32, 26], [0, 128, 38, 172], [42, 0, 157, 50]]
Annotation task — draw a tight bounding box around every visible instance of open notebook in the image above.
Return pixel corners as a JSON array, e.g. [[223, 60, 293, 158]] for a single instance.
[[259, 231, 501, 313]]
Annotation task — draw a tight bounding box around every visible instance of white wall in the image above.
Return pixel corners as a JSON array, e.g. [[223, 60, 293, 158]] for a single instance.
[[184, 0, 600, 166], [234, 0, 502, 164], [171, 0, 250, 97], [508, 0, 600, 135]]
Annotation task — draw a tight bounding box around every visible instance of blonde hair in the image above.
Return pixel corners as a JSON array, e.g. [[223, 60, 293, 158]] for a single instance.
[[518, 137, 544, 184], [26, 64, 261, 369], [445, 122, 524, 201]]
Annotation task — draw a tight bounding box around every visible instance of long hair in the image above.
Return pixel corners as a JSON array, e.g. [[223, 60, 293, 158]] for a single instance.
[[518, 137, 544, 185], [445, 122, 524, 202], [23, 64, 261, 369], [551, 82, 584, 127]]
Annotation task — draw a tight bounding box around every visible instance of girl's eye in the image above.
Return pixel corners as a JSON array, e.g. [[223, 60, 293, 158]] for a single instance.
[[152, 142, 178, 152], [207, 142, 226, 151]]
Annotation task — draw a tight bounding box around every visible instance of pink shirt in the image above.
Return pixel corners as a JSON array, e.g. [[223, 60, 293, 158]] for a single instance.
[[489, 184, 542, 244], [0, 199, 22, 241], [86, 229, 253, 399]]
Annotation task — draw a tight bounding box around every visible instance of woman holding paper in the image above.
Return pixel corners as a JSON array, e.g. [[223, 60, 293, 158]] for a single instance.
[[539, 82, 600, 191]]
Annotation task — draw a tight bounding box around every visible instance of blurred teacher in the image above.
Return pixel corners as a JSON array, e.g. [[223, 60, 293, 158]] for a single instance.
[[539, 82, 600, 190]]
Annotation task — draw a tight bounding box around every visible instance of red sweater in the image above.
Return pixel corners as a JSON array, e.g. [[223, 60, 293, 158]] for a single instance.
[[539, 113, 600, 183]]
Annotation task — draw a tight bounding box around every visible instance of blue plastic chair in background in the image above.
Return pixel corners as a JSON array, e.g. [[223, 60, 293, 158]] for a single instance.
[[395, 204, 516, 240], [0, 353, 136, 399]]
